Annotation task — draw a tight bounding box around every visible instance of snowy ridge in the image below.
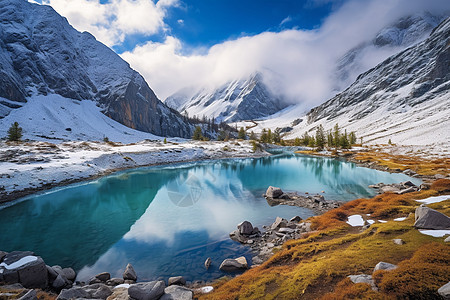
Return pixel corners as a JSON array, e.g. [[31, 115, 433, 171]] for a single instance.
[[0, 0, 191, 138], [165, 73, 289, 123], [287, 17, 450, 147]]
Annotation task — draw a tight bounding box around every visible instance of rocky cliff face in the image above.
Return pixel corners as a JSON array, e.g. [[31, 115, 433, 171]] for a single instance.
[[165, 73, 289, 123], [0, 0, 191, 137]]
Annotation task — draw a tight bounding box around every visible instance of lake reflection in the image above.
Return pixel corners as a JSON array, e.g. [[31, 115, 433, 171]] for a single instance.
[[0, 154, 420, 282]]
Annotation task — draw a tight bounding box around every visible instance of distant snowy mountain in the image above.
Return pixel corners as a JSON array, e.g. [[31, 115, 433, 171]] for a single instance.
[[0, 0, 192, 139], [165, 73, 289, 123], [289, 17, 450, 146], [335, 12, 446, 92]]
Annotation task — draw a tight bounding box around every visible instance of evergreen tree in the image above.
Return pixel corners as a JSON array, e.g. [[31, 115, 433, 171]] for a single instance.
[[315, 124, 326, 149], [192, 126, 203, 140], [7, 122, 22, 141], [163, 138, 167, 144], [333, 123, 340, 148], [249, 131, 257, 141], [217, 130, 227, 141], [238, 127, 246, 139], [327, 130, 333, 147], [349, 131, 357, 145], [294, 137, 301, 146], [302, 132, 311, 146], [308, 136, 316, 147], [273, 128, 282, 144], [260, 129, 268, 143], [267, 129, 273, 144], [340, 129, 350, 149]]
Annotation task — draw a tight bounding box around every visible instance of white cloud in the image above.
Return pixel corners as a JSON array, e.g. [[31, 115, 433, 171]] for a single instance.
[[41, 0, 179, 46], [121, 0, 449, 106]]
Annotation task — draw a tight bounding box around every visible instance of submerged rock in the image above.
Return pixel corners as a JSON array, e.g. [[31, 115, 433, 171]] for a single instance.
[[204, 257, 211, 270]]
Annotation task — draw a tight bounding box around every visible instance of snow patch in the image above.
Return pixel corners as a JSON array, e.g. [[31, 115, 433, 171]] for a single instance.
[[416, 195, 450, 205], [394, 217, 407, 221], [378, 220, 387, 223], [418, 230, 450, 237], [114, 284, 130, 289], [0, 256, 37, 270], [346, 215, 364, 227]]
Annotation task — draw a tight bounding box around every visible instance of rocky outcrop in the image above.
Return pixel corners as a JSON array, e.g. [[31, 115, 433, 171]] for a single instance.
[[160, 285, 193, 300], [369, 181, 419, 195], [265, 189, 340, 213], [414, 205, 450, 229]]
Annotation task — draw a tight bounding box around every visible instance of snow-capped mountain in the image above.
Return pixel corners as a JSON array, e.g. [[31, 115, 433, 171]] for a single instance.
[[335, 12, 446, 93], [0, 0, 191, 139], [165, 73, 290, 123], [289, 17, 450, 146]]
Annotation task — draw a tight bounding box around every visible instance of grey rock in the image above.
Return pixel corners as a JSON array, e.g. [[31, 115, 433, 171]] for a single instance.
[[46, 265, 58, 281], [278, 227, 295, 234], [128, 281, 165, 300], [252, 256, 263, 265], [414, 205, 450, 229], [0, 251, 7, 262], [290, 216, 302, 223], [168, 276, 186, 286], [393, 239, 405, 245], [435, 174, 446, 179], [86, 283, 113, 299], [397, 187, 416, 194], [373, 262, 397, 273], [380, 186, 401, 193], [160, 285, 193, 300], [1, 252, 48, 289], [62, 268, 76, 281], [419, 183, 431, 190], [266, 186, 283, 198], [271, 217, 288, 230], [438, 281, 450, 299], [89, 277, 103, 285], [204, 257, 212, 270], [237, 221, 253, 235], [106, 278, 125, 286], [445, 236, 450, 243], [219, 257, 248, 272], [52, 274, 68, 291], [57, 287, 90, 300], [95, 272, 111, 282], [123, 263, 137, 281], [57, 283, 112, 300], [107, 287, 129, 300], [229, 229, 248, 244], [348, 274, 373, 284], [18, 289, 37, 300], [401, 181, 416, 187]]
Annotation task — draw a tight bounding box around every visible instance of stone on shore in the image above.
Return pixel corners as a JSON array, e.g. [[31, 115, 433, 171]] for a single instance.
[[160, 285, 193, 300], [168, 276, 186, 286], [237, 221, 254, 235], [123, 263, 137, 281], [373, 262, 397, 273], [95, 272, 111, 282], [0, 251, 48, 289], [219, 257, 248, 272], [271, 217, 288, 230], [128, 281, 165, 300], [17, 289, 37, 300], [414, 205, 450, 229], [265, 186, 283, 198], [290, 216, 302, 223], [438, 281, 450, 299], [57, 284, 112, 300], [393, 239, 405, 245], [106, 278, 125, 286]]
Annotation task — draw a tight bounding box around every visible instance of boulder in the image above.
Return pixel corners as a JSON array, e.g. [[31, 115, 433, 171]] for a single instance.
[[266, 186, 283, 198], [438, 281, 450, 299], [271, 217, 288, 230], [380, 186, 401, 193], [123, 263, 137, 281], [95, 272, 111, 282], [106, 278, 125, 286], [46, 265, 58, 281], [290, 216, 302, 223], [414, 205, 450, 229], [373, 262, 397, 273], [0, 252, 48, 289], [17, 289, 37, 300], [0, 251, 7, 262], [57, 286, 90, 300], [57, 283, 112, 300], [219, 257, 248, 272], [62, 268, 76, 281], [401, 181, 416, 188], [128, 281, 165, 300], [229, 230, 248, 243], [204, 258, 211, 270], [52, 274, 68, 291], [445, 236, 450, 243], [160, 285, 193, 300], [168, 276, 186, 286], [107, 287, 129, 300], [348, 274, 373, 284], [237, 221, 254, 235]]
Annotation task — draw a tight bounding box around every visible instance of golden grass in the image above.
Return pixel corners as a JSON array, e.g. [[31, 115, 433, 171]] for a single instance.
[[199, 180, 450, 300]]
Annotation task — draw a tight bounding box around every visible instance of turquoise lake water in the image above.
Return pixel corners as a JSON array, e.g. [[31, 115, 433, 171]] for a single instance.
[[0, 154, 420, 282]]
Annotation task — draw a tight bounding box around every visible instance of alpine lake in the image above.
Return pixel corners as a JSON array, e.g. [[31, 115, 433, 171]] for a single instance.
[[0, 153, 421, 282]]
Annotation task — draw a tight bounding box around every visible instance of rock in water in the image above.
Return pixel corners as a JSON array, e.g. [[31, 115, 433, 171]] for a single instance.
[[204, 258, 212, 270], [160, 285, 193, 300], [123, 263, 137, 281], [266, 186, 283, 198], [414, 205, 450, 229], [168, 276, 186, 286], [128, 281, 165, 300], [219, 257, 248, 272], [237, 221, 254, 235]]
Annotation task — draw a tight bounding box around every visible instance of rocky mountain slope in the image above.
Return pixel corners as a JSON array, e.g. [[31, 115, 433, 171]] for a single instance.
[[335, 12, 446, 92], [290, 17, 450, 146], [0, 0, 191, 138], [165, 73, 289, 123]]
